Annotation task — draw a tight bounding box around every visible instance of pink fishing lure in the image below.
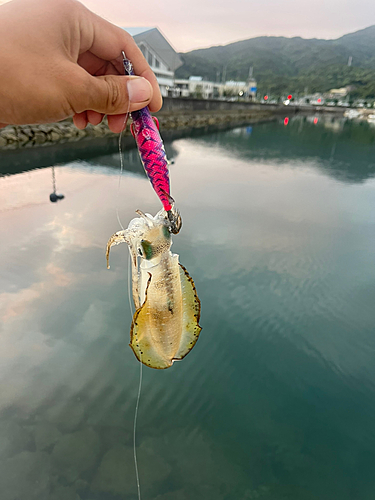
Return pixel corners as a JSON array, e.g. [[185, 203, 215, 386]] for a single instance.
[[123, 53, 172, 212]]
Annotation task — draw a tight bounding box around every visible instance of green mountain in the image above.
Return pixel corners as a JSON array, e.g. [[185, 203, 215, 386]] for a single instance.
[[176, 26, 375, 98]]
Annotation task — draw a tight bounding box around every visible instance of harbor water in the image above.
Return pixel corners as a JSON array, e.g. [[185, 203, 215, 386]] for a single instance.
[[1, 115, 375, 500]]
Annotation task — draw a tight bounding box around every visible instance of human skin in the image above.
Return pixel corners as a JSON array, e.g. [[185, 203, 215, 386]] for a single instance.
[[0, 0, 162, 133]]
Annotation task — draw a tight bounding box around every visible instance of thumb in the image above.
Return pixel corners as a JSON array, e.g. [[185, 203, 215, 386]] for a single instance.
[[71, 72, 153, 115]]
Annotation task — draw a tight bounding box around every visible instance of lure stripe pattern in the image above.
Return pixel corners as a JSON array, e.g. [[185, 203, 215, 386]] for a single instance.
[[123, 56, 172, 211]]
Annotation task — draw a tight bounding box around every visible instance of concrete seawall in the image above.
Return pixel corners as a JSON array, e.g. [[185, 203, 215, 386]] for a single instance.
[[0, 98, 343, 151], [157, 97, 347, 115]]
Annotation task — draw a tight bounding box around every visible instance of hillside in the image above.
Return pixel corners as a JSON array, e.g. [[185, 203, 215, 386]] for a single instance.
[[175, 26, 375, 98]]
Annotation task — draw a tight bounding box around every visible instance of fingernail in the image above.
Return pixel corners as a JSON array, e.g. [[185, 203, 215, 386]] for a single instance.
[[127, 77, 152, 103]]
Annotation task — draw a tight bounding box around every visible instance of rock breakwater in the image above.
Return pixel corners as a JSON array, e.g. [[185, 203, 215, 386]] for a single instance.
[[0, 105, 276, 151]]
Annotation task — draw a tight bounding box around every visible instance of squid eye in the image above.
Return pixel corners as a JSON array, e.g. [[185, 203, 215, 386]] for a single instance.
[[141, 240, 154, 260]]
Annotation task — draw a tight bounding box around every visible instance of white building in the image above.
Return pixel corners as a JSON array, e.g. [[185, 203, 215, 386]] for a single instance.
[[122, 27, 182, 97], [223, 80, 248, 97], [175, 77, 253, 100], [174, 77, 222, 99], [327, 87, 348, 99], [174, 79, 190, 97], [186, 76, 214, 99], [247, 78, 257, 100]]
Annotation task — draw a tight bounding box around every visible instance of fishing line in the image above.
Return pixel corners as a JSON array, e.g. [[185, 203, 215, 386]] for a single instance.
[[133, 337, 143, 500], [127, 250, 143, 500], [115, 103, 131, 231], [115, 96, 143, 500], [126, 250, 143, 500]]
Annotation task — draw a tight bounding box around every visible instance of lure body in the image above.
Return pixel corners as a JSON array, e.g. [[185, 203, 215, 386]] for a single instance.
[[123, 55, 172, 212], [106, 209, 201, 369]]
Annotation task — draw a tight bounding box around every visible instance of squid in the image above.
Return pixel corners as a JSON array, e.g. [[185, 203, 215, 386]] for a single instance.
[[106, 208, 201, 369]]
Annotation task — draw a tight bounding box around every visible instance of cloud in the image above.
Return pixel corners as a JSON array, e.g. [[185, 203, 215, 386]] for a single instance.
[[81, 0, 375, 51]]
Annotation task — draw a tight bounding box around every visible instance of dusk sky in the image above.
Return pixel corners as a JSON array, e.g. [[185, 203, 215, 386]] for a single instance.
[[81, 0, 375, 52]]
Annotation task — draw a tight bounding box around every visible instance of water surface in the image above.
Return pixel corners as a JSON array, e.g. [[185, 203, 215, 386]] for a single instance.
[[1, 116, 375, 500]]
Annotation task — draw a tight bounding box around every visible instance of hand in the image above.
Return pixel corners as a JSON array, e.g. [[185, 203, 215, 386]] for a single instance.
[[0, 0, 162, 133]]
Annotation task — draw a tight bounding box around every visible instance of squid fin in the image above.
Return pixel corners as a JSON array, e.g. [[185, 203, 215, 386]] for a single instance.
[[173, 263, 202, 361]]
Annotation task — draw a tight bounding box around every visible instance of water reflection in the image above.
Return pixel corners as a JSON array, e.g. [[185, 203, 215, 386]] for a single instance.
[[1, 118, 375, 499], [2, 117, 375, 184], [0, 132, 178, 178], [49, 166, 65, 203], [194, 116, 375, 183]]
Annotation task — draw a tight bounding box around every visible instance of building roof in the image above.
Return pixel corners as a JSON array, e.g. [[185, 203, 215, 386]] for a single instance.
[[225, 80, 247, 87], [124, 27, 154, 37], [122, 27, 183, 71], [329, 88, 348, 95]]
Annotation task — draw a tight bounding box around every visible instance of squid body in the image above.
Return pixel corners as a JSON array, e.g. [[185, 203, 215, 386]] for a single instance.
[[106, 209, 201, 369]]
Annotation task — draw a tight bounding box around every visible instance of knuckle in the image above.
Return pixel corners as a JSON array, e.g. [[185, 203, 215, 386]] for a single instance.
[[105, 78, 124, 112], [122, 30, 134, 45]]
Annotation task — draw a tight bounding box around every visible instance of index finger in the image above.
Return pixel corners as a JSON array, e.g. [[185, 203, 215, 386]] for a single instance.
[[80, 5, 162, 112]]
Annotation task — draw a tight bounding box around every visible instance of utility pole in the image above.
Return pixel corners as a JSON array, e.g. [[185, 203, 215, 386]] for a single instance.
[[222, 65, 227, 84], [247, 66, 256, 101]]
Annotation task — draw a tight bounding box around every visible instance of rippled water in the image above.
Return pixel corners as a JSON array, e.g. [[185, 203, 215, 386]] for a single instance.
[[1, 116, 375, 500]]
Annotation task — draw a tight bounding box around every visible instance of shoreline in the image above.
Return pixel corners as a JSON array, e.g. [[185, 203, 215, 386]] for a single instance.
[[0, 98, 345, 151]]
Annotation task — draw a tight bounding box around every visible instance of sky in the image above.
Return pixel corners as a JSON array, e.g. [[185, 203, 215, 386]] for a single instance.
[[0, 0, 374, 52], [80, 0, 375, 52]]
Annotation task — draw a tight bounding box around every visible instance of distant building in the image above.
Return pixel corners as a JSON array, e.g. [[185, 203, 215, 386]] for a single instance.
[[174, 77, 222, 99], [188, 76, 210, 98], [327, 87, 348, 99], [296, 94, 325, 105], [223, 80, 248, 97], [247, 78, 257, 100], [122, 27, 182, 97], [174, 76, 254, 100], [174, 79, 190, 98], [310, 95, 325, 105], [247, 67, 257, 101]]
